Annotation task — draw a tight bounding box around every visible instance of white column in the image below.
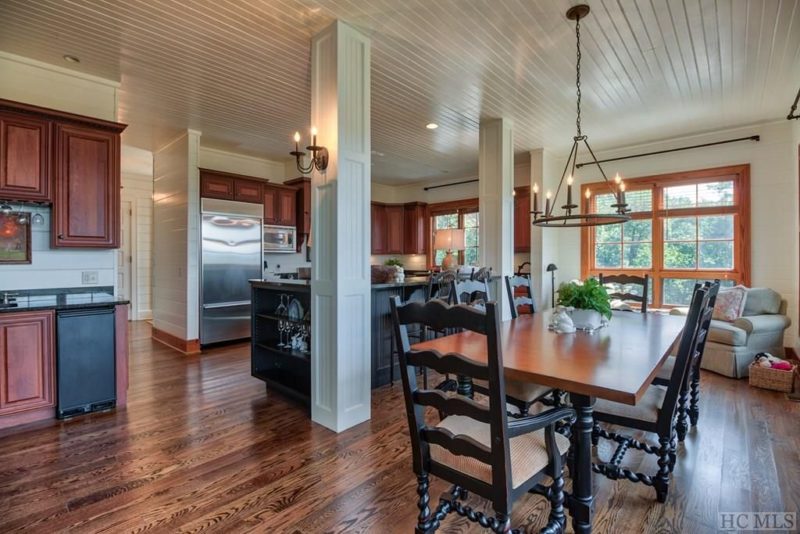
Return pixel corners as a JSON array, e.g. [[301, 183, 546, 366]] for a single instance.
[[530, 148, 560, 309], [310, 21, 371, 432], [478, 118, 514, 321]]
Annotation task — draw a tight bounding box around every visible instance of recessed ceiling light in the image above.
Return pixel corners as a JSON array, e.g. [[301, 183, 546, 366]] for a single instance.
[[63, 54, 80, 63], [426, 123, 438, 130]]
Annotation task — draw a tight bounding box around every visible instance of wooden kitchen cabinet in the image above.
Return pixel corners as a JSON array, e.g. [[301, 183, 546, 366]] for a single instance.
[[384, 204, 404, 254], [0, 112, 51, 202], [371, 202, 387, 254], [200, 171, 234, 200], [0, 311, 55, 428], [285, 177, 311, 251], [514, 187, 531, 253], [52, 123, 121, 248], [276, 188, 296, 226], [403, 202, 428, 255], [234, 179, 263, 203], [263, 184, 296, 226]]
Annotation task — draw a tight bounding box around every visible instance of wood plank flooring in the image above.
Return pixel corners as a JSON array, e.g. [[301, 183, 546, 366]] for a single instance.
[[0, 321, 798, 533]]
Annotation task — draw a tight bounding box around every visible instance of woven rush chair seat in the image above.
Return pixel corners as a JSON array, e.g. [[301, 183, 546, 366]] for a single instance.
[[431, 415, 570, 489]]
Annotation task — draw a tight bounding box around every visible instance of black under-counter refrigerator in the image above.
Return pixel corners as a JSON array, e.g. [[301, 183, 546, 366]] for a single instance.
[[56, 307, 116, 418]]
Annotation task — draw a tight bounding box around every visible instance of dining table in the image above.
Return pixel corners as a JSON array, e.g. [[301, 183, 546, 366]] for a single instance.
[[411, 309, 687, 534]]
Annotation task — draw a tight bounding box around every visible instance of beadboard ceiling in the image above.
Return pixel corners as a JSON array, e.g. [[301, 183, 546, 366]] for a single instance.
[[1, 0, 799, 185]]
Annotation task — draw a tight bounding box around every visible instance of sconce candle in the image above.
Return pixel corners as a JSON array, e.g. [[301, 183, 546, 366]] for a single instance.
[[533, 183, 539, 213], [545, 190, 552, 216]]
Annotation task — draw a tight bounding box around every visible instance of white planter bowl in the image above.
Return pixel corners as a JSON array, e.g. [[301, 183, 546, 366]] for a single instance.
[[570, 308, 603, 330]]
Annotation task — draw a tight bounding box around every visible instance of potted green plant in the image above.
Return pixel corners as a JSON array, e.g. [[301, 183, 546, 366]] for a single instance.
[[556, 278, 612, 330]]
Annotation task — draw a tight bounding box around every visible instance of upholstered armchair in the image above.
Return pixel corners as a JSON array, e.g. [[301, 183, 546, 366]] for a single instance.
[[672, 287, 791, 378]]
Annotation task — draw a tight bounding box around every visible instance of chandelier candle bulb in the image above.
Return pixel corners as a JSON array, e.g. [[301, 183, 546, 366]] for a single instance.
[[566, 175, 574, 206], [545, 190, 552, 216], [614, 173, 622, 185], [533, 183, 540, 213], [585, 188, 591, 200], [619, 182, 626, 206]]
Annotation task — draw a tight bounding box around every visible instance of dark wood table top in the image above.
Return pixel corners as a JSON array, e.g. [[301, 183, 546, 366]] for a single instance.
[[412, 311, 686, 405]]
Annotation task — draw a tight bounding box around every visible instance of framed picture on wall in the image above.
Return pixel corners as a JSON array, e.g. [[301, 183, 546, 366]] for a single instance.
[[0, 212, 32, 264]]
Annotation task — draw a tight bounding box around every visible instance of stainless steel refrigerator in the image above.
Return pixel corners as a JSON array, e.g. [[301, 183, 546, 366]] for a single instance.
[[200, 198, 263, 345]]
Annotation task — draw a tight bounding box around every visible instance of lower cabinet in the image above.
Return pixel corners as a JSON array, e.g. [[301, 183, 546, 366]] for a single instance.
[[0, 311, 55, 427]]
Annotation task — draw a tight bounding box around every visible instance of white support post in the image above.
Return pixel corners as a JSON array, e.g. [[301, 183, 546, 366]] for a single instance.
[[530, 148, 560, 309], [310, 21, 372, 432], [478, 118, 514, 321]]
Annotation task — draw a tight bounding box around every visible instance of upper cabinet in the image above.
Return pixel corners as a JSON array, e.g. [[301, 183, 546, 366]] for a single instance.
[[285, 177, 310, 251], [513, 187, 531, 253], [263, 184, 296, 227], [384, 205, 404, 255], [371, 203, 387, 254], [52, 124, 121, 248], [199, 169, 266, 204], [0, 112, 51, 202], [371, 201, 428, 256], [403, 202, 428, 255], [0, 99, 126, 249]]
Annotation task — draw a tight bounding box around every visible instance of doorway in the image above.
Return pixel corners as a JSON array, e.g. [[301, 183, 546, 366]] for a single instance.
[[118, 200, 134, 318]]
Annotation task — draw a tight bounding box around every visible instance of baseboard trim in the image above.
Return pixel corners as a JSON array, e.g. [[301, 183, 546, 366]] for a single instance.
[[152, 327, 201, 355]]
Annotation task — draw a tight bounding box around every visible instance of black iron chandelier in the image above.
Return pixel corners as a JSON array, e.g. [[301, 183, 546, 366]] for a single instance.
[[290, 127, 329, 174], [532, 4, 630, 228]]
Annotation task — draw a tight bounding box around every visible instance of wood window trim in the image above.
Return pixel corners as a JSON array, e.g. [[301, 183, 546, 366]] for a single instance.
[[580, 164, 751, 308], [428, 198, 479, 268]]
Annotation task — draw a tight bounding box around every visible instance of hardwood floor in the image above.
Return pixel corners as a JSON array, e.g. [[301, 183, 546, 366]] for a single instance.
[[0, 321, 798, 533]]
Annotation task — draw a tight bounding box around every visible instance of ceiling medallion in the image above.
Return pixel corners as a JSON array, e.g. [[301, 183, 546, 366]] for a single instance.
[[532, 4, 630, 228]]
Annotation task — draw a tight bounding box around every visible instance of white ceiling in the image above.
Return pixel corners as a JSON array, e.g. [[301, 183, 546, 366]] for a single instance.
[[1, 0, 799, 185]]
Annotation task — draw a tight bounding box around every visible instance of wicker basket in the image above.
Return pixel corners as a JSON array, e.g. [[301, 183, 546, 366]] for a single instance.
[[749, 362, 796, 393]]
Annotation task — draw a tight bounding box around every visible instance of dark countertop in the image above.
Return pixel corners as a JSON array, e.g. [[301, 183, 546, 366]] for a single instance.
[[250, 277, 431, 290], [0, 286, 128, 314]]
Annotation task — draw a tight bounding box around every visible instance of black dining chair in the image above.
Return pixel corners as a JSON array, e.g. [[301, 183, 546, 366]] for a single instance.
[[652, 280, 720, 441], [451, 278, 554, 417], [390, 296, 575, 533], [599, 273, 649, 313], [591, 283, 714, 502], [505, 274, 536, 318]]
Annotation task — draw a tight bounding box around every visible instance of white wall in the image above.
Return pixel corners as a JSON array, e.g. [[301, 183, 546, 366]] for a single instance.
[[121, 145, 154, 319], [0, 53, 121, 293], [152, 131, 201, 341], [199, 146, 286, 181], [548, 120, 799, 345]]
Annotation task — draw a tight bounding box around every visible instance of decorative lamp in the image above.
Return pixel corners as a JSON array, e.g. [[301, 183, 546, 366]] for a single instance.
[[433, 228, 465, 271]]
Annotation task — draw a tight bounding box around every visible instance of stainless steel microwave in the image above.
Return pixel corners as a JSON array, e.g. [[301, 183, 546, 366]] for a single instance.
[[263, 225, 296, 253]]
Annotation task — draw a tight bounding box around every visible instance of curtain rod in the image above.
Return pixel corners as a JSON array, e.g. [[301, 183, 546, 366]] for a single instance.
[[423, 178, 479, 191], [575, 135, 760, 169]]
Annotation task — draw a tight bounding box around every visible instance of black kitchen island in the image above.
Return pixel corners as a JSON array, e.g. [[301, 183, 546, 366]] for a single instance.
[[249, 278, 429, 405]]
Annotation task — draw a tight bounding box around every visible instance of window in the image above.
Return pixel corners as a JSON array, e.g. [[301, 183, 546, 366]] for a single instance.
[[429, 199, 480, 268], [581, 165, 750, 308]]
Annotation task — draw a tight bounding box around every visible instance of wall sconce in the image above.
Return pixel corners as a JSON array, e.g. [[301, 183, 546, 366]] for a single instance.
[[290, 127, 328, 175]]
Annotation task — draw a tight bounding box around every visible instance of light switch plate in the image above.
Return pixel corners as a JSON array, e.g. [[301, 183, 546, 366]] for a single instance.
[[81, 271, 99, 284]]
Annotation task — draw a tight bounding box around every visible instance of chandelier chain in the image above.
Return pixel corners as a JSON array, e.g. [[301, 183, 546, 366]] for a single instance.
[[575, 16, 582, 138]]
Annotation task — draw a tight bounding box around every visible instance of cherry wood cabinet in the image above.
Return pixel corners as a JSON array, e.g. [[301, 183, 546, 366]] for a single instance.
[[262, 184, 296, 226], [234, 179, 263, 203], [285, 177, 311, 251], [0, 112, 51, 202], [200, 169, 267, 204], [371, 202, 387, 254], [403, 202, 428, 255], [52, 123, 120, 248], [384, 204, 404, 254], [514, 187, 531, 253], [0, 311, 55, 426], [276, 188, 296, 226], [200, 172, 235, 200]]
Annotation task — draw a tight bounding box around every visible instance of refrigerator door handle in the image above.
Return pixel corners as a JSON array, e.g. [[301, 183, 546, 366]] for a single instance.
[[202, 300, 251, 309]]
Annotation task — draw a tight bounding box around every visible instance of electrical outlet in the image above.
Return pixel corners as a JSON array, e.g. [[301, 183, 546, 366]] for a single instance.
[[81, 271, 99, 285]]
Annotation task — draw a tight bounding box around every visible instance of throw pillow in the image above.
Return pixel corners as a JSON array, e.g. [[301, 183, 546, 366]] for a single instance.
[[712, 285, 748, 322]]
